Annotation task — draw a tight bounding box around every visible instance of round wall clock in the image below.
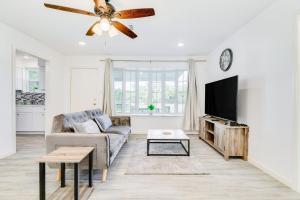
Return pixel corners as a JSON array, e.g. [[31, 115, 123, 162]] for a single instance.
[[219, 49, 233, 72]]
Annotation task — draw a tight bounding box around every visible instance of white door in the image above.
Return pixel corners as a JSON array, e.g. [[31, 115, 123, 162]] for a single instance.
[[71, 68, 100, 112]]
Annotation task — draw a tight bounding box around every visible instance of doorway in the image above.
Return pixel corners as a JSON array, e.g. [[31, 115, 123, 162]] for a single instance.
[[14, 50, 47, 138]]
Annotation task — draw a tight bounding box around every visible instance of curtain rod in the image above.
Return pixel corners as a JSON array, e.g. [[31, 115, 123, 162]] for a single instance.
[[98, 59, 206, 63]]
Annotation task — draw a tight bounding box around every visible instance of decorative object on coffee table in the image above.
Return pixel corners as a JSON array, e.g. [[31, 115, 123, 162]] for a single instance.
[[147, 129, 190, 156], [162, 131, 172, 135], [37, 147, 95, 200]]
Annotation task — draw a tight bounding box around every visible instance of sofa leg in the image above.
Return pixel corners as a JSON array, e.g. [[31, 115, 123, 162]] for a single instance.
[[102, 168, 108, 182], [56, 169, 61, 181]]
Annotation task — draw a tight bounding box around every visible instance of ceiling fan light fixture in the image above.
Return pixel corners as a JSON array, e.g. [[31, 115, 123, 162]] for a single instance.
[[100, 17, 111, 31], [92, 23, 103, 35], [108, 26, 119, 37]]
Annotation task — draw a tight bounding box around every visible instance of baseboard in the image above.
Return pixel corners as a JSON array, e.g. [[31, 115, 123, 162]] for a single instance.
[[248, 157, 296, 191], [131, 132, 147, 135], [17, 131, 45, 135], [0, 151, 15, 159]]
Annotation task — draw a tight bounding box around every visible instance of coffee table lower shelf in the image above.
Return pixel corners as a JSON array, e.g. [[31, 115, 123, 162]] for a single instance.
[[147, 139, 190, 156]]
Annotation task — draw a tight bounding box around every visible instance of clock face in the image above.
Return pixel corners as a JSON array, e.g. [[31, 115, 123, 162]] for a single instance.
[[220, 49, 233, 71]]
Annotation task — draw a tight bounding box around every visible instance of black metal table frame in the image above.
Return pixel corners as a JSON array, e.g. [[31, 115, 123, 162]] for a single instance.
[[39, 150, 94, 200], [147, 139, 190, 156]]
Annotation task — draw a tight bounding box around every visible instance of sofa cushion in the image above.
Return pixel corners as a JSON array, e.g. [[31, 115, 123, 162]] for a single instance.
[[94, 114, 112, 131], [73, 119, 101, 133], [104, 126, 131, 137], [85, 109, 103, 119], [63, 112, 90, 132], [107, 134, 124, 156]]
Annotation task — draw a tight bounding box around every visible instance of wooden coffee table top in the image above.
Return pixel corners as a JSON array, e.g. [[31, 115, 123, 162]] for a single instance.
[[37, 147, 94, 164], [147, 129, 189, 140]]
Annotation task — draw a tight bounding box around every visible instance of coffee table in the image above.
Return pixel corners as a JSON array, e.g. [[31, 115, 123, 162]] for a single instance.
[[147, 129, 190, 156], [37, 147, 95, 200]]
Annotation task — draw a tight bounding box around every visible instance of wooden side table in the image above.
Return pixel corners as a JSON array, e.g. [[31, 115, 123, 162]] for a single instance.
[[37, 147, 95, 200]]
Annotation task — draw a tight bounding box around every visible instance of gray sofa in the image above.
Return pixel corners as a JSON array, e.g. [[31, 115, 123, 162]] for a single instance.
[[46, 109, 131, 181]]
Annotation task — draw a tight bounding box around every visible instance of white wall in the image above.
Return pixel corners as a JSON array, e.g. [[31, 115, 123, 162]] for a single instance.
[[131, 115, 184, 133], [297, 15, 300, 193], [205, 0, 300, 190], [0, 22, 66, 158], [65, 56, 207, 133]]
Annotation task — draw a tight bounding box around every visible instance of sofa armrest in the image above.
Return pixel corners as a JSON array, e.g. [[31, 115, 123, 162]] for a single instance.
[[110, 116, 131, 126], [46, 133, 110, 169]]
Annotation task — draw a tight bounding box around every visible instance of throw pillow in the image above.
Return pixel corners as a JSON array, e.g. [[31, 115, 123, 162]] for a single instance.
[[73, 119, 101, 133], [94, 114, 112, 131]]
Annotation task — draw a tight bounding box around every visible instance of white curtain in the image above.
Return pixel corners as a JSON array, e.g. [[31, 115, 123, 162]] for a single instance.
[[102, 58, 114, 116], [183, 59, 200, 131]]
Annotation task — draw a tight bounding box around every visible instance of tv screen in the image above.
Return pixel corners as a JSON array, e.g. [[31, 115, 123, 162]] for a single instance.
[[205, 76, 238, 121]]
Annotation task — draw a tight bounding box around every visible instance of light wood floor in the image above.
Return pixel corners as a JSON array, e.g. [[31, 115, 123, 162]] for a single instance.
[[0, 135, 299, 200]]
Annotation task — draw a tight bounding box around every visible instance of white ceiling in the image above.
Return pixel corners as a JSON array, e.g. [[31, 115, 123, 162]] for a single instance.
[[0, 0, 275, 56]]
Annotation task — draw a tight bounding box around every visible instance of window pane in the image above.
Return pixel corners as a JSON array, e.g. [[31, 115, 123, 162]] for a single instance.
[[178, 70, 188, 81], [25, 68, 39, 92], [165, 72, 176, 113], [152, 72, 162, 113], [113, 69, 123, 114], [138, 72, 149, 113], [178, 70, 188, 113], [28, 69, 39, 81], [125, 71, 136, 113], [28, 81, 39, 92], [114, 81, 123, 113], [113, 70, 123, 81]]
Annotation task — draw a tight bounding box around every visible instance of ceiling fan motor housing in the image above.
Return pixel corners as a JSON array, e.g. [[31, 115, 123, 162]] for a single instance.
[[94, 2, 115, 17]]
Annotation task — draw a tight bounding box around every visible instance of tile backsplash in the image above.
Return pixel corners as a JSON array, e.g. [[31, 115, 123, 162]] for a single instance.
[[16, 91, 45, 105]]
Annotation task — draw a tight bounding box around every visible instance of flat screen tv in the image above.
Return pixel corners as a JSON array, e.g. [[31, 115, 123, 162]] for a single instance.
[[205, 76, 238, 121]]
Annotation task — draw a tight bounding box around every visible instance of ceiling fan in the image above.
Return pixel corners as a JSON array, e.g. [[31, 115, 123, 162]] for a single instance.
[[44, 0, 155, 39]]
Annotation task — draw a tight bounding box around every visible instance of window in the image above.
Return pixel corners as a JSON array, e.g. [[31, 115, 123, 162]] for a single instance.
[[113, 67, 188, 115], [25, 68, 40, 92]]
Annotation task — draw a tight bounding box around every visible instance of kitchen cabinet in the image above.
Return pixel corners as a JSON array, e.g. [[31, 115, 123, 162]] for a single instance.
[[16, 105, 45, 132]]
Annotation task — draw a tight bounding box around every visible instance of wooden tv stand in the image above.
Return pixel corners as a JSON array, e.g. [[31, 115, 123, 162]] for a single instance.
[[199, 116, 249, 161]]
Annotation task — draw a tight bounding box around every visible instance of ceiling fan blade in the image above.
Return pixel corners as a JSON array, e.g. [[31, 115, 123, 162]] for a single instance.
[[86, 21, 99, 36], [93, 0, 108, 12], [113, 8, 155, 19], [44, 3, 96, 17], [111, 21, 137, 39]]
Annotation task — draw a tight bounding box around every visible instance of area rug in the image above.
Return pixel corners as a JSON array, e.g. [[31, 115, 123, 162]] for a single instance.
[[125, 138, 210, 175]]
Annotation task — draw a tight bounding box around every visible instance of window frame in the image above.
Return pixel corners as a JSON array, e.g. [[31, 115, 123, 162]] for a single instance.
[[24, 68, 40, 93], [113, 68, 188, 115]]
